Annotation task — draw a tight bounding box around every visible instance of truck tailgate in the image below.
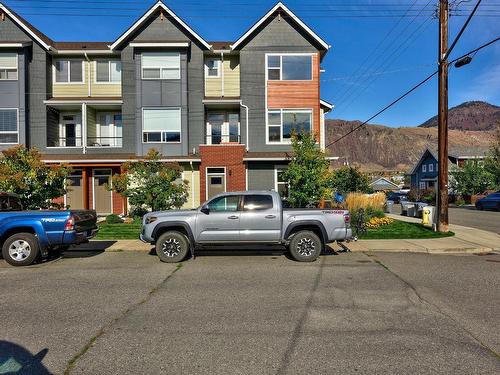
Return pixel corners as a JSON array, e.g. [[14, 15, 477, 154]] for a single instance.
[[71, 210, 98, 233]]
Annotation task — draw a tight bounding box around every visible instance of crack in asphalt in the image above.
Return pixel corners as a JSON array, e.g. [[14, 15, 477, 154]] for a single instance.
[[367, 253, 500, 360], [63, 263, 184, 375], [276, 257, 325, 375]]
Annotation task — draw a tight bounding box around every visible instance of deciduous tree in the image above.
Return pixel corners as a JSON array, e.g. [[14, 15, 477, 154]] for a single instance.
[[0, 146, 69, 209], [331, 166, 372, 196], [111, 149, 188, 212], [484, 129, 500, 189], [450, 160, 494, 196]]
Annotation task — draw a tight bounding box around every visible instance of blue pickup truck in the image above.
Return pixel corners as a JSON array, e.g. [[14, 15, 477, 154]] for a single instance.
[[0, 192, 98, 266]]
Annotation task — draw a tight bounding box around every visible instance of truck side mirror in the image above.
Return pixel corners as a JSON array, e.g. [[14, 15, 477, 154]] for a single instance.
[[201, 206, 210, 215]]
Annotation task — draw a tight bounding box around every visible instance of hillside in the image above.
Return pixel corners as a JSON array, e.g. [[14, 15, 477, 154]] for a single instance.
[[325, 101, 499, 172]]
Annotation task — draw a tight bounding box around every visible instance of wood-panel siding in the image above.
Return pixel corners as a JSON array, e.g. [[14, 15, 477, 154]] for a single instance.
[[267, 53, 320, 136], [52, 59, 122, 98], [204, 55, 240, 97]]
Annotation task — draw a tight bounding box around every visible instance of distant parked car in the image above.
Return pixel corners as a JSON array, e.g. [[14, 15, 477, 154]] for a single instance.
[[475, 192, 500, 211], [387, 192, 408, 204]]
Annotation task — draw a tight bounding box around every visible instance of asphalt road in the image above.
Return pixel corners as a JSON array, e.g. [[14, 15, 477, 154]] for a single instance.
[[1, 250, 499, 374]]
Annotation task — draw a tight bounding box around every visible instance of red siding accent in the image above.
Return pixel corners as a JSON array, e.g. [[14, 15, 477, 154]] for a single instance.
[[199, 145, 246, 203]]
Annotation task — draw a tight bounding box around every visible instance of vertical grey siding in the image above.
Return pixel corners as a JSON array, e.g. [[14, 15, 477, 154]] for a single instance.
[[239, 15, 319, 153], [119, 13, 206, 157], [246, 161, 286, 190]]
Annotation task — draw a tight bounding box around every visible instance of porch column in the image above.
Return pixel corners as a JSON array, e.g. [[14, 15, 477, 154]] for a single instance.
[[82, 103, 87, 154], [82, 167, 89, 210]]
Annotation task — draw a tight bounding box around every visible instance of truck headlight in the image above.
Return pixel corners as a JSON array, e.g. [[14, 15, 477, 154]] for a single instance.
[[145, 216, 157, 224]]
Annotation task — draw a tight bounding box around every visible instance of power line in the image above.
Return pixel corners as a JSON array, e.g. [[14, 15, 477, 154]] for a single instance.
[[325, 36, 500, 149]]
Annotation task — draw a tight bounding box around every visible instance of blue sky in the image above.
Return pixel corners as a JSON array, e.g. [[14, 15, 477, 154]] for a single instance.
[[3, 0, 499, 127]]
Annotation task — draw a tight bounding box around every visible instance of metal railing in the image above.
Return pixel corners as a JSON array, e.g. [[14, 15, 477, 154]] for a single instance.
[[48, 137, 83, 147], [87, 136, 123, 147], [206, 134, 241, 145]]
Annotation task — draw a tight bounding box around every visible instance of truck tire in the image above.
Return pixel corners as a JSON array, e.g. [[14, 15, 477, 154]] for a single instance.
[[2, 233, 40, 267], [289, 231, 322, 262], [156, 231, 190, 263]]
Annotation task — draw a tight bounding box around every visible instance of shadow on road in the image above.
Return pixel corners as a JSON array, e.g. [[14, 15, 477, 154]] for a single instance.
[[0, 341, 52, 374]]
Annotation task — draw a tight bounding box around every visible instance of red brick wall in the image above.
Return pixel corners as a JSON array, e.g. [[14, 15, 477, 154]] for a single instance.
[[199, 145, 246, 202]]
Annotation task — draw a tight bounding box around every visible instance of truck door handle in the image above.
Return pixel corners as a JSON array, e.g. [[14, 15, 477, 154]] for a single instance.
[[265, 215, 276, 219], [227, 215, 238, 220]]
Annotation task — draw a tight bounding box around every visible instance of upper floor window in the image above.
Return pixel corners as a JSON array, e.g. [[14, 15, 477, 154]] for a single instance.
[[0, 109, 19, 144], [205, 59, 221, 78], [96, 60, 121, 83], [142, 107, 181, 143], [54, 60, 84, 83], [422, 164, 427, 173], [142, 52, 180, 80], [0, 53, 18, 80], [267, 109, 312, 143], [267, 54, 312, 81], [428, 164, 433, 172]]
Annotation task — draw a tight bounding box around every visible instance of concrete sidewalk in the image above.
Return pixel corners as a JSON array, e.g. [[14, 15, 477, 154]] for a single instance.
[[344, 214, 500, 254]]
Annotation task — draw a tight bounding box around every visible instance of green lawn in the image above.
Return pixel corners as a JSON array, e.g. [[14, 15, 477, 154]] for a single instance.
[[95, 223, 142, 240], [359, 220, 454, 240]]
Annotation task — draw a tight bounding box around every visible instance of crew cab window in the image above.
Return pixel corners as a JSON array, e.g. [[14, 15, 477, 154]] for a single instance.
[[0, 195, 22, 211], [243, 195, 273, 211], [207, 195, 239, 212]]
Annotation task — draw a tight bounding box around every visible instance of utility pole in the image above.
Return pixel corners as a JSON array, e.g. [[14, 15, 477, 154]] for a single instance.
[[437, 0, 449, 232]]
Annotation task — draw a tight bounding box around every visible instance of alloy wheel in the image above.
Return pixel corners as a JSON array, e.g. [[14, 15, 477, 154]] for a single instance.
[[296, 237, 316, 257], [9, 240, 32, 261], [161, 238, 182, 257]]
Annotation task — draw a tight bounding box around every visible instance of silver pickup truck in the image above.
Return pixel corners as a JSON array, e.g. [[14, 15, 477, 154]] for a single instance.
[[141, 191, 353, 262]]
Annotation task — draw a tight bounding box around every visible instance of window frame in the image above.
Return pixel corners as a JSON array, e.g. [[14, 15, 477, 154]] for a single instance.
[[141, 107, 182, 144], [94, 60, 122, 84], [53, 59, 85, 84], [422, 164, 427, 173], [205, 58, 221, 79], [274, 166, 290, 198], [265, 53, 313, 82], [266, 108, 313, 144], [141, 52, 181, 80], [0, 52, 18, 81], [0, 108, 19, 145], [428, 163, 433, 172]]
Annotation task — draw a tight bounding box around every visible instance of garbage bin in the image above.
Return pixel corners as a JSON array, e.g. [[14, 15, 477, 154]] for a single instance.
[[406, 203, 416, 217], [422, 206, 435, 228], [385, 200, 394, 213]]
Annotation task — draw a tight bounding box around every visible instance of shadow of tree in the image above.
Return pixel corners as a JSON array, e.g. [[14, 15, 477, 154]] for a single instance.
[[0, 341, 52, 374]]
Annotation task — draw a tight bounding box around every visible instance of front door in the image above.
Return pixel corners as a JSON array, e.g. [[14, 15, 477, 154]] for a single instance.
[[66, 170, 84, 209], [60, 114, 81, 147], [196, 194, 241, 242], [239, 194, 281, 242], [93, 169, 112, 214], [206, 168, 226, 199]]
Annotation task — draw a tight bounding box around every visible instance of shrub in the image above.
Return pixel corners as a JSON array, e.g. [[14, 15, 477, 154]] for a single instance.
[[455, 198, 466, 206], [345, 192, 386, 213], [129, 206, 149, 219], [105, 214, 124, 224]]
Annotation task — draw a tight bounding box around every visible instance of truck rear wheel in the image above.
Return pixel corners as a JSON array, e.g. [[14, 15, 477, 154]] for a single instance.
[[2, 233, 40, 267], [289, 231, 322, 262], [156, 231, 190, 263]]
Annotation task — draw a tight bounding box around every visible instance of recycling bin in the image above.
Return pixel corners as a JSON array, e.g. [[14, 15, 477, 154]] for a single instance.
[[385, 200, 394, 213]]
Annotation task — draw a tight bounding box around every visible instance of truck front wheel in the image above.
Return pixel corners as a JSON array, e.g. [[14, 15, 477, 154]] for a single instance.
[[2, 233, 40, 267], [155, 231, 190, 263], [289, 231, 322, 262]]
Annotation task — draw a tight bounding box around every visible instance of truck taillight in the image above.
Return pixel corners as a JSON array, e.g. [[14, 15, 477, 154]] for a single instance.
[[343, 214, 350, 223], [64, 215, 75, 231]]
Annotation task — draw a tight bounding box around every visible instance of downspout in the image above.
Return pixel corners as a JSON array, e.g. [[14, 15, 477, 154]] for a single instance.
[[190, 161, 195, 209], [221, 51, 224, 97], [82, 103, 87, 154], [240, 103, 249, 151], [84, 53, 91, 97]]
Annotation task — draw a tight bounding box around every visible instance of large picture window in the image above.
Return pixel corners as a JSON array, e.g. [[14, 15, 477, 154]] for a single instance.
[[142, 52, 180, 80], [0, 53, 18, 80], [96, 60, 121, 83], [54, 60, 84, 83], [267, 54, 312, 81], [267, 109, 312, 143], [142, 108, 181, 143], [0, 109, 19, 144]]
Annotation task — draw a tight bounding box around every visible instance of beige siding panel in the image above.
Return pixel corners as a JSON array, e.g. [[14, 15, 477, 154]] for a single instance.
[[180, 167, 200, 209], [204, 55, 240, 97], [87, 107, 96, 139], [90, 60, 122, 97]]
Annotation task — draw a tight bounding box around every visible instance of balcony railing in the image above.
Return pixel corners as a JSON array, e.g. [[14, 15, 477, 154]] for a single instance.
[[206, 134, 240, 145], [87, 136, 123, 147], [48, 137, 83, 148]]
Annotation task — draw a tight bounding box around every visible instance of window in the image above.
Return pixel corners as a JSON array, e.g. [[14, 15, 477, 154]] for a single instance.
[[428, 164, 433, 172], [96, 60, 121, 83], [275, 168, 289, 198], [54, 60, 83, 83], [243, 195, 273, 211], [142, 108, 181, 143], [422, 164, 427, 173], [142, 52, 180, 80], [419, 182, 426, 190], [0, 53, 18, 80], [267, 54, 312, 81], [267, 109, 312, 143], [0, 109, 18, 144], [205, 59, 220, 78], [207, 195, 239, 212]]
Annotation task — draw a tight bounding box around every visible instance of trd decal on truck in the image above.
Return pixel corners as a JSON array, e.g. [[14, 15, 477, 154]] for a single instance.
[[323, 210, 345, 215]]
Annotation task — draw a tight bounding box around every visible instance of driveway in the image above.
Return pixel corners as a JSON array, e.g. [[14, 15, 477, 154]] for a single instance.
[[1, 250, 499, 374]]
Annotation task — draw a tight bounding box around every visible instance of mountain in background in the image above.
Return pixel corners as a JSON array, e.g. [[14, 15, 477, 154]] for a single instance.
[[325, 101, 499, 172]]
